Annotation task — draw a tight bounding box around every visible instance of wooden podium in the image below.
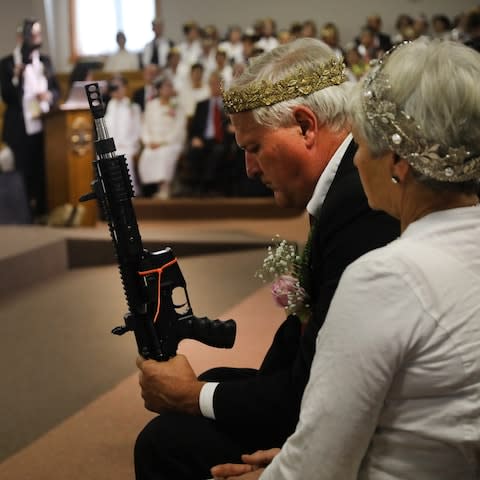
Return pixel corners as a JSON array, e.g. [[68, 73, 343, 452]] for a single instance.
[[44, 107, 97, 226]]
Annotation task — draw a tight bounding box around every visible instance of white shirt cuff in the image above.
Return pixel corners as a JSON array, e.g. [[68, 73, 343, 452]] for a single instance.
[[199, 382, 219, 419]]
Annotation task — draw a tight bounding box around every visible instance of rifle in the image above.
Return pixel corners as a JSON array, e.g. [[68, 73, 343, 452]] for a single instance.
[[80, 82, 236, 361]]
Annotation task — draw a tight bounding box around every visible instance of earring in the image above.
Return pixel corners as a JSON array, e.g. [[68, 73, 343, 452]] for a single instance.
[[391, 175, 400, 184]]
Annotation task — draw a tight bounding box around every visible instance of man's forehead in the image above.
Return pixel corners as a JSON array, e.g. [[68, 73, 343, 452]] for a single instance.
[[230, 112, 261, 143]]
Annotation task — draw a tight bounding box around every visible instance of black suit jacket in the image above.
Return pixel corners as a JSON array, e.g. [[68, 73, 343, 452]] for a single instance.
[[211, 141, 400, 448], [189, 97, 231, 143], [132, 87, 147, 112]]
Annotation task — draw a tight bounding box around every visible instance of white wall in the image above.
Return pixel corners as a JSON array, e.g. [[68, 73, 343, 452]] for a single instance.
[[0, 0, 477, 72], [0, 0, 47, 59]]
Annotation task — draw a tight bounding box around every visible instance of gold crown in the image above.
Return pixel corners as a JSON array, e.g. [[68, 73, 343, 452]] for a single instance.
[[362, 43, 480, 182], [222, 57, 347, 114]]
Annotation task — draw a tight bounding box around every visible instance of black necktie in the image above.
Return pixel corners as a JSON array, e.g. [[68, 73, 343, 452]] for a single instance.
[[150, 40, 159, 65]]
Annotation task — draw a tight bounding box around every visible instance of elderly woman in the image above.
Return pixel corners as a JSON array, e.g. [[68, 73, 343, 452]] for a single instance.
[[212, 38, 480, 480]]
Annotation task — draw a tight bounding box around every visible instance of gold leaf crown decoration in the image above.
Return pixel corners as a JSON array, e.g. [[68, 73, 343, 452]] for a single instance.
[[222, 57, 347, 114], [362, 43, 480, 182]]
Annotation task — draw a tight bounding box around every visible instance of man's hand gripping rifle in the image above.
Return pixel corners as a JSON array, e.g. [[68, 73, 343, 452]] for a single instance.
[[80, 83, 236, 361]]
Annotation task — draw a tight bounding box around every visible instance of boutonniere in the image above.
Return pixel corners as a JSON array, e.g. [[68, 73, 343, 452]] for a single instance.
[[255, 235, 311, 324]]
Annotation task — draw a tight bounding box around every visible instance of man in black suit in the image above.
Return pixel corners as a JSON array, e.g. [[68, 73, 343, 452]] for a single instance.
[[185, 70, 236, 195], [134, 38, 399, 480], [0, 18, 60, 219], [141, 17, 173, 69], [366, 14, 393, 54], [132, 63, 161, 112]]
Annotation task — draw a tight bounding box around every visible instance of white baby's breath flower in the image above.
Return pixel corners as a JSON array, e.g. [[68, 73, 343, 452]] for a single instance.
[[255, 235, 311, 324]]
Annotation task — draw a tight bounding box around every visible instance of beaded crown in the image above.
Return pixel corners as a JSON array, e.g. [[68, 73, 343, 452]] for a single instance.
[[222, 56, 347, 114], [362, 43, 480, 182]]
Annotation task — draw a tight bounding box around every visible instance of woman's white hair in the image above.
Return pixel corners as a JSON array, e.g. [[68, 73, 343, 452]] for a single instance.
[[230, 38, 353, 131], [350, 38, 480, 178]]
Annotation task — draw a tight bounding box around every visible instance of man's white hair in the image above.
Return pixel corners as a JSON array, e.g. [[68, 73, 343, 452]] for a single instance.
[[230, 38, 353, 131]]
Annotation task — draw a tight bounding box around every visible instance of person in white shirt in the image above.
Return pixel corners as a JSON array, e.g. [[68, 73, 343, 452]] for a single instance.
[[104, 76, 142, 194], [212, 38, 480, 480], [198, 37, 218, 80], [177, 21, 203, 70], [138, 76, 187, 199], [218, 25, 244, 65], [163, 47, 188, 93], [103, 31, 139, 72], [178, 63, 211, 118], [214, 49, 233, 89], [255, 18, 279, 52]]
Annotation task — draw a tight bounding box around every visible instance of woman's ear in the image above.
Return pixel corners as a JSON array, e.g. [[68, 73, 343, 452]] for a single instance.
[[391, 154, 410, 183], [293, 107, 317, 147]]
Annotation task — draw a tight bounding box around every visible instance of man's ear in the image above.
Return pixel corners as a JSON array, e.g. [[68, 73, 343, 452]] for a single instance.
[[293, 107, 317, 147]]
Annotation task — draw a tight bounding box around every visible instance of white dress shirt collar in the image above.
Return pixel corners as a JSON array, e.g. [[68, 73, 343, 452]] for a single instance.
[[306, 133, 353, 219]]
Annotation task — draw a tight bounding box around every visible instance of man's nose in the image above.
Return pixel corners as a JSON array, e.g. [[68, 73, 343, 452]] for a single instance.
[[244, 151, 260, 179]]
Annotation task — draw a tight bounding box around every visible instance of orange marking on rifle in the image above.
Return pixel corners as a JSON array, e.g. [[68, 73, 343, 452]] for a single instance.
[[138, 258, 178, 323]]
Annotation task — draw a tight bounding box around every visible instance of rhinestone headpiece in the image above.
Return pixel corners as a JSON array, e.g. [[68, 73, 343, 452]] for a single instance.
[[362, 43, 480, 182], [222, 57, 347, 114]]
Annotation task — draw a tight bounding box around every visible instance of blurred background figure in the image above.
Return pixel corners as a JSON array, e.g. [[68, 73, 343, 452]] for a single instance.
[[241, 29, 262, 64], [289, 21, 304, 40], [356, 26, 381, 62], [104, 75, 142, 195], [177, 21, 202, 69], [142, 17, 173, 69], [431, 14, 452, 40], [214, 49, 233, 89], [132, 63, 161, 112], [277, 29, 293, 45], [184, 71, 235, 196], [218, 25, 244, 65], [198, 37, 217, 79], [178, 62, 210, 119], [464, 8, 480, 52], [412, 14, 430, 41], [0, 18, 60, 221], [103, 31, 139, 72], [256, 17, 279, 52], [138, 76, 187, 199], [301, 19, 318, 38], [392, 14, 415, 44], [163, 47, 188, 93], [366, 14, 392, 52], [344, 43, 368, 81], [320, 22, 344, 58]]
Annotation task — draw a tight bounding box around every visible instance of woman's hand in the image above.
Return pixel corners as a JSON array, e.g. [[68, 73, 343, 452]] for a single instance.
[[211, 448, 280, 479]]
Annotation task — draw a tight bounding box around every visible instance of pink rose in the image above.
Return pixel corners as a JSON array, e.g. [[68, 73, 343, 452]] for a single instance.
[[271, 275, 299, 308]]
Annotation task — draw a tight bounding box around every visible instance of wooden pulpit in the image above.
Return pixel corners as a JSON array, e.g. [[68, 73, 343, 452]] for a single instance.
[[44, 106, 97, 226]]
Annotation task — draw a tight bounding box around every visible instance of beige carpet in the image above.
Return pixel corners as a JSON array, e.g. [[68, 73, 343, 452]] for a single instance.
[[0, 212, 309, 478], [0, 285, 284, 480]]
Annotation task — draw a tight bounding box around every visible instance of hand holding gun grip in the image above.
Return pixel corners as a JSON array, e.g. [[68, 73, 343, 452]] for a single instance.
[[81, 83, 236, 361]]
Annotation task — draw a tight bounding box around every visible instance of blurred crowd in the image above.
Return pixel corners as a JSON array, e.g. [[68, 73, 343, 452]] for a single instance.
[[89, 6, 480, 199], [1, 7, 480, 223]]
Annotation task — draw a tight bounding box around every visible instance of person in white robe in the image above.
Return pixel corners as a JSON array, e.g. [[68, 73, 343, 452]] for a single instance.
[[138, 76, 187, 198], [104, 75, 142, 195]]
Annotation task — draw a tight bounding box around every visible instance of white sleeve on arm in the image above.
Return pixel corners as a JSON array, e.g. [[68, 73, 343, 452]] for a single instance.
[[199, 382, 219, 419], [260, 253, 415, 480]]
